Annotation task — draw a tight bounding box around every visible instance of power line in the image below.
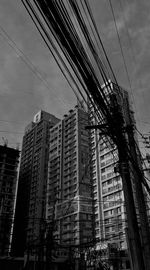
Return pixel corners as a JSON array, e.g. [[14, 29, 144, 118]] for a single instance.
[[0, 24, 70, 111], [107, 0, 140, 124], [0, 130, 24, 134]]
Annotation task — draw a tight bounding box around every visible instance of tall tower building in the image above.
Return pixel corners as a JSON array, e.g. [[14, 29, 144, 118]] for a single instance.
[[0, 144, 19, 256], [47, 105, 94, 247], [89, 82, 133, 251], [12, 111, 60, 256]]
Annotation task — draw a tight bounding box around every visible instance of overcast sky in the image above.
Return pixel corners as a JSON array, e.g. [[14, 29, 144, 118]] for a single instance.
[[0, 0, 150, 150]]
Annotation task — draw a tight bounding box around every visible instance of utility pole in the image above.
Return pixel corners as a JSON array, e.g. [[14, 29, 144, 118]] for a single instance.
[[110, 90, 150, 270], [85, 123, 145, 270], [117, 141, 145, 270], [126, 122, 150, 270]]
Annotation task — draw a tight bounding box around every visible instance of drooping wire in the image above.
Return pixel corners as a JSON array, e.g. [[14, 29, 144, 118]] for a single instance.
[[0, 24, 70, 111], [108, 0, 140, 124]]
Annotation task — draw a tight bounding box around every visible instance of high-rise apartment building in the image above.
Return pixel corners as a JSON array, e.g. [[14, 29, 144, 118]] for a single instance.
[[89, 82, 133, 250], [47, 105, 94, 247], [91, 134, 126, 247], [12, 111, 59, 256], [0, 144, 19, 256]]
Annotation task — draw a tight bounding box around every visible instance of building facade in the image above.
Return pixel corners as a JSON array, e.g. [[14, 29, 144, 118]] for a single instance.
[[47, 105, 94, 247], [86, 82, 137, 270], [89, 82, 132, 250], [12, 111, 59, 257], [0, 144, 19, 256]]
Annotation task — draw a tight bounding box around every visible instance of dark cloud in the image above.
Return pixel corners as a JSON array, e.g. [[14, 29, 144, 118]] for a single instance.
[[0, 0, 150, 146]]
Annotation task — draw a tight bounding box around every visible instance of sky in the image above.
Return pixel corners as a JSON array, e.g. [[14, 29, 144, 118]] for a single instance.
[[0, 0, 150, 151]]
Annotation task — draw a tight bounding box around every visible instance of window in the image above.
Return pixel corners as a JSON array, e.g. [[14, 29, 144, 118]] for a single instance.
[[101, 168, 105, 173]]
